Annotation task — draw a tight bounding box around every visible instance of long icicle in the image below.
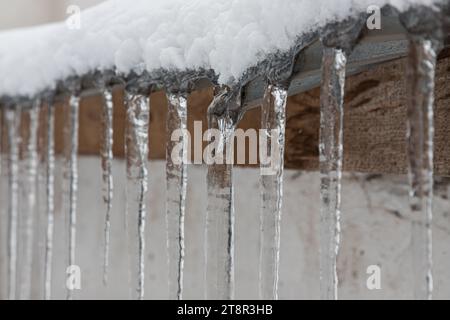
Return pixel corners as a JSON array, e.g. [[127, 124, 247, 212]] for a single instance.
[[101, 88, 114, 285], [406, 37, 438, 300], [165, 92, 188, 300], [319, 47, 347, 300], [44, 100, 55, 300], [125, 91, 150, 300], [5, 106, 21, 300], [259, 84, 287, 300], [0, 109, 3, 176], [18, 102, 40, 300], [205, 87, 240, 300], [66, 95, 80, 300]]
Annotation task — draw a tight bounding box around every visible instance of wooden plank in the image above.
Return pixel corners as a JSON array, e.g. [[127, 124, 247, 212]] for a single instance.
[[72, 53, 449, 175], [285, 52, 450, 175], [1, 53, 449, 175]]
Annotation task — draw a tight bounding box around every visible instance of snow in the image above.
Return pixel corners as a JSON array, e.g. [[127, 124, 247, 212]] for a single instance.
[[0, 0, 444, 97]]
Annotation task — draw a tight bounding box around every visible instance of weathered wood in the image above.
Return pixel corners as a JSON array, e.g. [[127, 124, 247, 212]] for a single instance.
[[1, 53, 449, 175], [284, 52, 450, 175], [59, 86, 261, 163]]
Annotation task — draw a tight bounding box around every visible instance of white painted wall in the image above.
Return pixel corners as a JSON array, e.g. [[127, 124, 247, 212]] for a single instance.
[[0, 0, 105, 30], [2, 157, 450, 299]]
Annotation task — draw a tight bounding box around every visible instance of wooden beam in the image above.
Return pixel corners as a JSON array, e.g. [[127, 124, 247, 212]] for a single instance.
[[285, 52, 450, 175], [69, 54, 449, 175], [1, 53, 449, 175]]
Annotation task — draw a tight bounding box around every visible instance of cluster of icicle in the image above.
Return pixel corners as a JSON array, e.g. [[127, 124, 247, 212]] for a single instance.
[[0, 4, 448, 300]]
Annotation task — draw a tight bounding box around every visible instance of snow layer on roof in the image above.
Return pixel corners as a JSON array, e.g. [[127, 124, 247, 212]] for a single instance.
[[0, 0, 444, 97]]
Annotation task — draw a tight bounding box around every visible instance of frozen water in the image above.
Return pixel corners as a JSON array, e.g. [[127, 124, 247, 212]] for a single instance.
[[319, 47, 346, 300], [101, 88, 114, 285], [125, 92, 150, 300], [5, 107, 21, 300], [165, 92, 188, 300], [405, 38, 438, 300], [205, 86, 241, 300], [258, 84, 287, 300], [17, 104, 39, 300], [65, 95, 80, 300], [44, 101, 56, 300]]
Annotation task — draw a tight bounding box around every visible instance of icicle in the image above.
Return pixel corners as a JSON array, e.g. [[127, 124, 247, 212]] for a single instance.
[[317, 17, 364, 300], [258, 84, 287, 300], [17, 102, 40, 300], [101, 88, 114, 285], [405, 36, 437, 301], [205, 86, 241, 300], [404, 36, 443, 301], [5, 106, 21, 300], [0, 109, 3, 176], [319, 47, 347, 300], [165, 92, 188, 300], [125, 91, 150, 300], [44, 100, 55, 300], [400, 6, 445, 301], [65, 95, 80, 300]]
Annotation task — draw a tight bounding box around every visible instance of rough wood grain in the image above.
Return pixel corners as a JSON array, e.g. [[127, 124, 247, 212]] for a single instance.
[[284, 52, 450, 175], [1, 53, 449, 175]]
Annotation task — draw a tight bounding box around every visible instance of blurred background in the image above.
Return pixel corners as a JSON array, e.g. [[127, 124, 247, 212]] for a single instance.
[[0, 0, 104, 30]]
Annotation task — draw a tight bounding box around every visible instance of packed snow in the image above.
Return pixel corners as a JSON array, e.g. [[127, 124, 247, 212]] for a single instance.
[[0, 0, 444, 97]]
